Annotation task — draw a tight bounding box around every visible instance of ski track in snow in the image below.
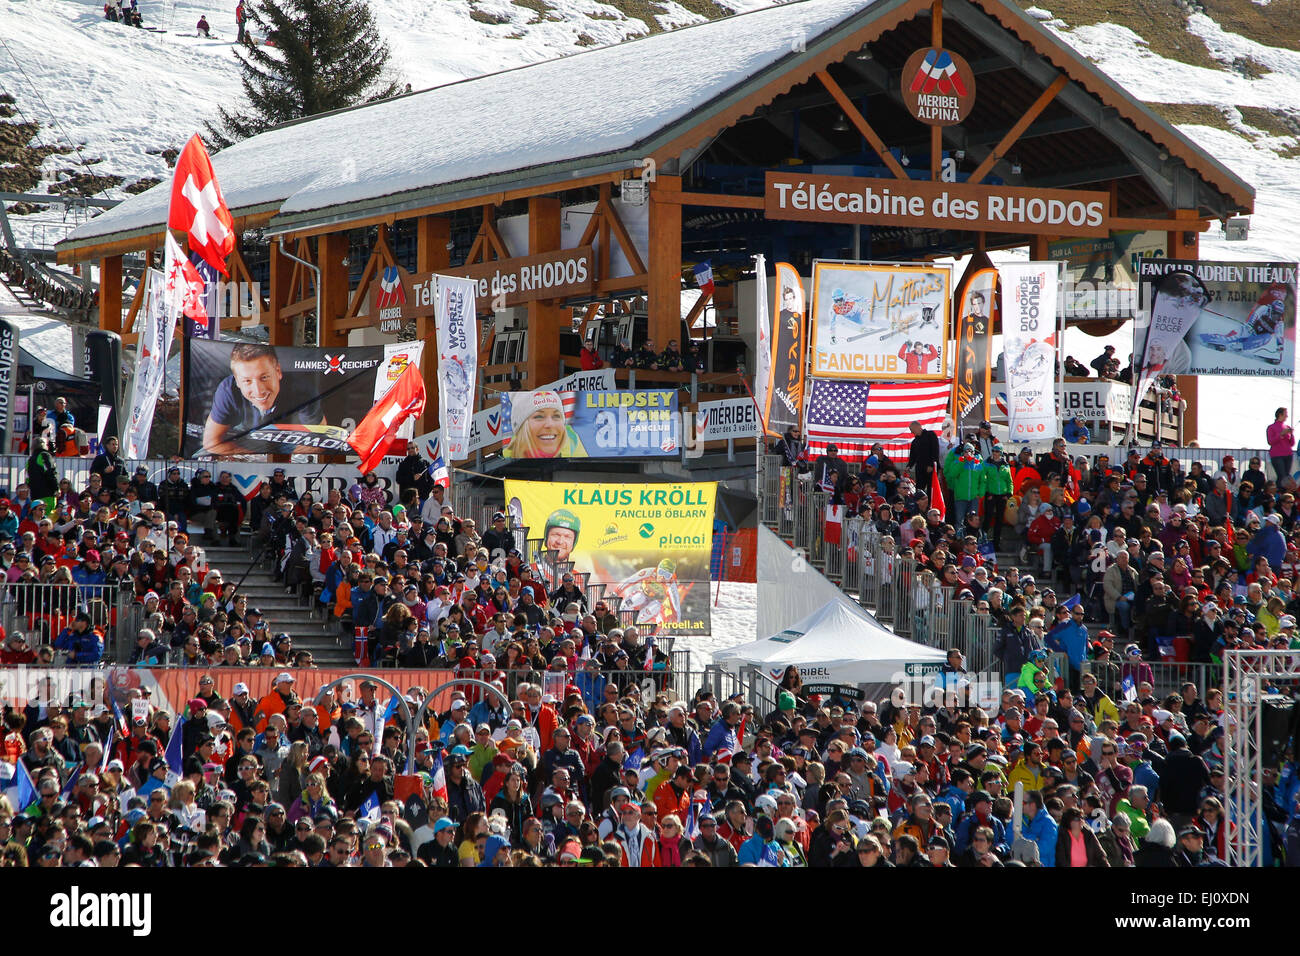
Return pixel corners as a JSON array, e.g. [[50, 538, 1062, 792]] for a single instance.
[[690, 580, 756, 664]]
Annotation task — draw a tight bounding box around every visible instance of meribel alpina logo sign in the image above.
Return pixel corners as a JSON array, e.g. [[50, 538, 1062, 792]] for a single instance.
[[901, 47, 976, 126]]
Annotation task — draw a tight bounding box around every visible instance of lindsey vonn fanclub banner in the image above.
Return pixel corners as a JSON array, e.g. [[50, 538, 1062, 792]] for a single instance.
[[183, 341, 386, 457], [501, 389, 679, 459], [1133, 258, 1298, 385], [503, 480, 716, 635], [809, 261, 951, 380], [997, 261, 1061, 441]]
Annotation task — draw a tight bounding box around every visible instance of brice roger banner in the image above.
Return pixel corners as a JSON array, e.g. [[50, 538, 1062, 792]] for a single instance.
[[182, 341, 387, 457], [503, 480, 716, 635], [501, 388, 678, 459]]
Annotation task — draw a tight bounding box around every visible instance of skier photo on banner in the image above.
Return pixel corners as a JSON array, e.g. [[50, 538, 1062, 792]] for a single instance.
[[1199, 283, 1289, 366], [609, 558, 683, 628]]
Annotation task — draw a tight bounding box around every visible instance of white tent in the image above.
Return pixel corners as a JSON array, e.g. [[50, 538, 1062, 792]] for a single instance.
[[757, 524, 851, 638], [715, 599, 947, 687]]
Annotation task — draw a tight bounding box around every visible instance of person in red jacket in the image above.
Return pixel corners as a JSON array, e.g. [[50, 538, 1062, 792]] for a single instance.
[[898, 341, 939, 375], [580, 338, 603, 371]]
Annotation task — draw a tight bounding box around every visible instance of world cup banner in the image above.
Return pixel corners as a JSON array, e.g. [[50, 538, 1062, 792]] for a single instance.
[[182, 341, 386, 457], [436, 275, 478, 461], [126, 268, 175, 459], [1134, 258, 1297, 386], [764, 261, 807, 437], [503, 480, 716, 635], [809, 260, 951, 380], [501, 388, 679, 459], [997, 262, 1060, 442], [951, 252, 997, 435]]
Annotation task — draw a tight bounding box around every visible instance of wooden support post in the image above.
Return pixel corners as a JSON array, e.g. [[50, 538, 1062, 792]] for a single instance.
[[930, 0, 943, 184], [98, 255, 123, 333], [648, 175, 683, 353], [526, 196, 563, 390], [318, 233, 349, 346], [815, 70, 910, 181], [967, 74, 1068, 186], [267, 238, 294, 345], [416, 215, 451, 433], [1030, 235, 1050, 260]]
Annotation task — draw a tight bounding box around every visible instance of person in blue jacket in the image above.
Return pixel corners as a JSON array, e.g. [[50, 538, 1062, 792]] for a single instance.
[[953, 790, 1008, 855], [54, 612, 103, 664], [702, 701, 743, 759], [1045, 601, 1090, 693], [1246, 512, 1286, 572], [1020, 790, 1059, 866]]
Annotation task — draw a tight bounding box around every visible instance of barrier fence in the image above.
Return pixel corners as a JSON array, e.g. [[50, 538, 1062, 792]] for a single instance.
[[0, 578, 141, 665]]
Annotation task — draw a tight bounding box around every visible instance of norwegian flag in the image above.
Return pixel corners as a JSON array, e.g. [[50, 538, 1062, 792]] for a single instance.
[[348, 363, 427, 475], [805, 379, 951, 462], [168, 134, 235, 276]]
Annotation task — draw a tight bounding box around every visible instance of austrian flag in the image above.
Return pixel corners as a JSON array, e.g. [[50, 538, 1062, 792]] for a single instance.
[[168, 134, 235, 276]]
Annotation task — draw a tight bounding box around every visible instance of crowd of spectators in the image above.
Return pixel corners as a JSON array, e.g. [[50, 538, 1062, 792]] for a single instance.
[[766, 407, 1300, 866]]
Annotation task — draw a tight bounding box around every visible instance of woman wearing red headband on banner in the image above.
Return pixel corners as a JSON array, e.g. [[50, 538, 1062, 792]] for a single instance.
[[502, 391, 587, 460]]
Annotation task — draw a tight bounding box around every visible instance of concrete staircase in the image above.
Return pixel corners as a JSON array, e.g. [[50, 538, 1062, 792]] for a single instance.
[[202, 543, 354, 667]]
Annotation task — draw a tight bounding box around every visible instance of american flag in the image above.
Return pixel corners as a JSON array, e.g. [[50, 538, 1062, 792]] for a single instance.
[[805, 379, 951, 462]]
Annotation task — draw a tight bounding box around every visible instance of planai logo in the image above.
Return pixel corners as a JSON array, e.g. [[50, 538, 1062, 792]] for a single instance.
[[50, 887, 152, 936], [637, 522, 655, 539]]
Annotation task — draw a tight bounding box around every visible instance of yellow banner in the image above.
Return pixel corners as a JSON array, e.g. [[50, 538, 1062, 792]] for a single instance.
[[503, 480, 716, 635]]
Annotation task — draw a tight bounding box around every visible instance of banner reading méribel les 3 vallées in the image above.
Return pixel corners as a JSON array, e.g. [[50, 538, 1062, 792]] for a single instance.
[[500, 388, 679, 459], [503, 480, 716, 636], [182, 341, 417, 457]]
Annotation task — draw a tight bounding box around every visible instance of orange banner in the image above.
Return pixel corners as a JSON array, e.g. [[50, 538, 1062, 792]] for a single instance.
[[104, 667, 461, 717]]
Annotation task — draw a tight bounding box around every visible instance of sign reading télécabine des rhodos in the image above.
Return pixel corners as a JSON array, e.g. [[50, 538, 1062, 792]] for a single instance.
[[765, 172, 1111, 238], [370, 247, 595, 329]]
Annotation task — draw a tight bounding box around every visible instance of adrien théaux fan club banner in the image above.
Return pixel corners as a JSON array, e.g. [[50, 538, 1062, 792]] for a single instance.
[[503, 480, 716, 635]]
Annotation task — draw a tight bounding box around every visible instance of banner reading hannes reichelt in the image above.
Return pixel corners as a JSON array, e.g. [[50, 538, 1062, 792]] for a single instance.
[[997, 261, 1059, 442], [764, 262, 807, 438], [503, 480, 716, 635], [951, 252, 997, 436], [435, 276, 478, 461]]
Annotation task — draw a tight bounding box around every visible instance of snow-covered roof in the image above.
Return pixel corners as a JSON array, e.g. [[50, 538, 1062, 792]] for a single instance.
[[61, 0, 879, 249], [58, 0, 1254, 255]]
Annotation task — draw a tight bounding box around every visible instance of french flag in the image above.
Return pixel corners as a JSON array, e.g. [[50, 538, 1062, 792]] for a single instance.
[[694, 261, 714, 297], [428, 750, 448, 801]]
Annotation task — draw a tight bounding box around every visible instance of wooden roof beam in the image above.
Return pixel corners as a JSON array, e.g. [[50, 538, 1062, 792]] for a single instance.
[[815, 68, 909, 180]]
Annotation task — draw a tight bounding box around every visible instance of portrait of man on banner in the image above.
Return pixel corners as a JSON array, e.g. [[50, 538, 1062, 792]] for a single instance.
[[202, 344, 326, 455]]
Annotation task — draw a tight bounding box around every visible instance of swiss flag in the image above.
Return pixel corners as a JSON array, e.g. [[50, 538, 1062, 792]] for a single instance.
[[168, 134, 235, 276], [348, 363, 427, 475]]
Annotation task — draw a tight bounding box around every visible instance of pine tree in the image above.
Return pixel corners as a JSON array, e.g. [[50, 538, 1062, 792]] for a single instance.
[[206, 0, 402, 148]]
